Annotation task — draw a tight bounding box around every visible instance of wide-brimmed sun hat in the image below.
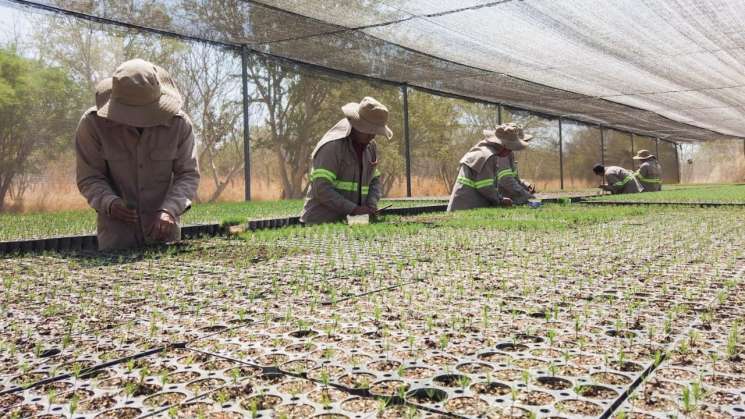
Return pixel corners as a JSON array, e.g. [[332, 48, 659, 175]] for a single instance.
[[632, 149, 656, 160], [342, 97, 393, 139], [96, 59, 182, 127], [483, 123, 533, 151]]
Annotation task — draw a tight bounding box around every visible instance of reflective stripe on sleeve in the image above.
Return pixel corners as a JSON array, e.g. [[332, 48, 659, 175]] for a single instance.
[[613, 175, 635, 187], [458, 176, 495, 189], [309, 168, 337, 183], [497, 169, 517, 181]]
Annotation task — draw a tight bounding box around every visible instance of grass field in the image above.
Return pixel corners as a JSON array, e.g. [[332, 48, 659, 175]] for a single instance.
[[587, 184, 745, 203], [0, 199, 445, 241], [1, 184, 742, 241]]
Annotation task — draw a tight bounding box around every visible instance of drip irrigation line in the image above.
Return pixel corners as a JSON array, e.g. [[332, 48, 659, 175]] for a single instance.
[[600, 265, 744, 418], [0, 347, 165, 396], [185, 346, 466, 418], [321, 278, 423, 306]]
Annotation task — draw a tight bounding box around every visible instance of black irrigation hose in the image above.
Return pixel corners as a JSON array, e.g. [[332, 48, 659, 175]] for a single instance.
[[0, 347, 165, 396], [599, 264, 745, 418]]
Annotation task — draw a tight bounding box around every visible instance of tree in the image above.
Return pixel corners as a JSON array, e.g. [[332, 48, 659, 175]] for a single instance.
[[176, 44, 244, 202], [0, 48, 79, 211]]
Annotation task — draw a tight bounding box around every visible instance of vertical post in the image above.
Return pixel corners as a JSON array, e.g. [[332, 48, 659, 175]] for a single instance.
[[402, 84, 412, 197], [600, 127, 605, 166], [630, 133, 636, 169], [558, 118, 564, 190], [675, 143, 682, 184], [655, 137, 660, 158], [241, 45, 251, 201], [497, 104, 503, 125]]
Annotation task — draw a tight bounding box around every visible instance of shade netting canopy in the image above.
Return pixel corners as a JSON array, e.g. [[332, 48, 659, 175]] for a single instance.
[[14, 0, 745, 143]]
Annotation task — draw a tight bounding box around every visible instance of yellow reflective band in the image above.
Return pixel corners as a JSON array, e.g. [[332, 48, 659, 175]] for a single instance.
[[497, 169, 517, 180], [474, 179, 495, 188], [310, 168, 337, 183], [613, 175, 634, 187], [334, 180, 357, 192], [458, 176, 495, 189], [634, 172, 662, 184]]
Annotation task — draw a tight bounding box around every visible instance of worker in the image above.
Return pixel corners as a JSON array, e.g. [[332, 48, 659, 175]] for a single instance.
[[592, 164, 642, 194], [447, 123, 530, 211], [633, 150, 662, 192], [76, 59, 200, 250], [497, 151, 536, 205], [300, 97, 391, 224]]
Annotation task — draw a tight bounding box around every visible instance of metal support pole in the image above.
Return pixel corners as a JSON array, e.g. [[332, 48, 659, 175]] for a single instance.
[[675, 143, 682, 184], [558, 118, 564, 190], [402, 84, 412, 197], [241, 45, 251, 201], [497, 104, 503, 125], [600, 127, 606, 166], [630, 133, 636, 169], [655, 137, 660, 158]]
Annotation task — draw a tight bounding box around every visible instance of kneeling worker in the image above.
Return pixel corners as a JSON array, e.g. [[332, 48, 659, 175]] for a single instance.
[[592, 164, 642, 194], [633, 150, 662, 192], [447, 123, 531, 211], [76, 59, 200, 250], [300, 97, 391, 224]]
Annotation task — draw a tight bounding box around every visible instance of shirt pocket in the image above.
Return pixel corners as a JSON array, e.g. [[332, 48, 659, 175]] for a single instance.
[[101, 139, 131, 161], [149, 148, 177, 183]]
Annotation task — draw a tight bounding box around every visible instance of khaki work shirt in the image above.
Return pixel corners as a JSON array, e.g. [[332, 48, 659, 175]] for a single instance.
[[496, 154, 535, 205], [76, 108, 200, 250], [447, 140, 503, 211], [300, 119, 382, 224], [604, 166, 642, 194], [636, 159, 662, 192]]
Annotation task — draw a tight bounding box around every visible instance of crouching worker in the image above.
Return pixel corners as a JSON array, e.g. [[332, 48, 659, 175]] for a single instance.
[[592, 164, 642, 194], [300, 97, 392, 224], [633, 150, 662, 192], [76, 59, 200, 251], [447, 123, 531, 211]]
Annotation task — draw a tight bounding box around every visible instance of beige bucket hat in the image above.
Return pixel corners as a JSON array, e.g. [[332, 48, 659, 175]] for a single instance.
[[342, 97, 393, 139], [483, 123, 532, 151], [633, 149, 655, 160], [96, 59, 182, 127]]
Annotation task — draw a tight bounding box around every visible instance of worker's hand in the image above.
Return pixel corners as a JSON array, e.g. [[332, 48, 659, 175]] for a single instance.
[[500, 197, 513, 207], [527, 183, 536, 194], [151, 210, 177, 241], [351, 205, 375, 216], [109, 199, 139, 224]]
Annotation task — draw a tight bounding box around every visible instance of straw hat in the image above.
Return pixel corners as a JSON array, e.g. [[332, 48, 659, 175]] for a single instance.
[[96, 59, 182, 127], [483, 123, 532, 151], [342, 97, 393, 139], [632, 149, 655, 160], [95, 78, 112, 110]]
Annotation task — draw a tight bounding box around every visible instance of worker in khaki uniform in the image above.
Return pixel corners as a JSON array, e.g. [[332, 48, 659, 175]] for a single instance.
[[592, 164, 642, 194], [447, 123, 530, 211], [76, 59, 200, 250], [300, 97, 391, 224], [633, 149, 662, 192], [497, 153, 536, 205]]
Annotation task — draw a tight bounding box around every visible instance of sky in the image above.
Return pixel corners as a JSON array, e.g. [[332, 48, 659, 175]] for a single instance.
[[0, 3, 34, 47]]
